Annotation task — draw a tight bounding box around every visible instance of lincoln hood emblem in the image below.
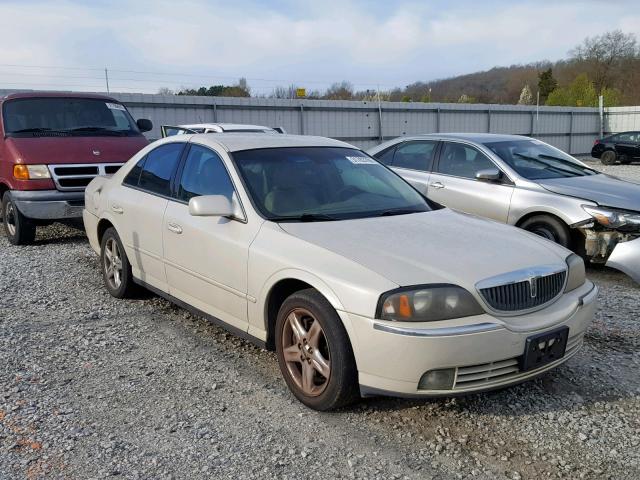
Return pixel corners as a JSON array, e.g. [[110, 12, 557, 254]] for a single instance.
[[92, 149, 101, 156]]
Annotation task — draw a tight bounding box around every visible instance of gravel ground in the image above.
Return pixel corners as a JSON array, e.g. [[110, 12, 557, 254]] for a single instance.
[[1, 162, 639, 479]]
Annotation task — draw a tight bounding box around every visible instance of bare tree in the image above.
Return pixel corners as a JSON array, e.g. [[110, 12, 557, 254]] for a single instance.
[[569, 30, 637, 93], [157, 87, 175, 95], [324, 81, 354, 100]]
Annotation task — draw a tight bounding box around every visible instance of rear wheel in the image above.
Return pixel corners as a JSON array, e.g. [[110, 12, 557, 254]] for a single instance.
[[2, 192, 36, 245], [276, 289, 359, 411], [600, 150, 617, 165], [100, 227, 137, 298], [520, 215, 571, 249]]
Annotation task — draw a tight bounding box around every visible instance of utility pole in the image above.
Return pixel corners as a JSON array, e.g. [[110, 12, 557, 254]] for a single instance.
[[104, 68, 110, 93]]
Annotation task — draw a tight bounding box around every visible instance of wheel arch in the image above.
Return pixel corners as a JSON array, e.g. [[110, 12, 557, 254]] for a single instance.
[[97, 217, 115, 246], [515, 210, 584, 251], [260, 270, 346, 351]]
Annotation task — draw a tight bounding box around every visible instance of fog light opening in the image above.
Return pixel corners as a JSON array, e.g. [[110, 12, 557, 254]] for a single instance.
[[418, 368, 456, 390]]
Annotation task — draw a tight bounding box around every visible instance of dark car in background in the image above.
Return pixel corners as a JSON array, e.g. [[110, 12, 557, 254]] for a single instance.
[[591, 131, 640, 165], [0, 92, 152, 245]]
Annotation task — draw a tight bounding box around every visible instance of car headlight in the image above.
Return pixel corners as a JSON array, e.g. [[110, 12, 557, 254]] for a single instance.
[[13, 164, 51, 180], [376, 284, 484, 322], [565, 253, 586, 293], [582, 205, 640, 230]]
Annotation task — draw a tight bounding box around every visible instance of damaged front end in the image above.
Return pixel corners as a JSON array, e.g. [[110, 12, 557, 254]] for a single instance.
[[576, 205, 640, 283]]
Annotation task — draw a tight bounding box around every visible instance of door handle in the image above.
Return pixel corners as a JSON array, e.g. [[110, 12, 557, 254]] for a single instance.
[[430, 182, 445, 189], [167, 222, 183, 234], [111, 204, 124, 214]]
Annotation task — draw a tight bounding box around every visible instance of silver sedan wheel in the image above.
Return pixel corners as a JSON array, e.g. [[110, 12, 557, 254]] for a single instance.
[[281, 308, 331, 397], [5, 201, 16, 236], [103, 237, 123, 289]]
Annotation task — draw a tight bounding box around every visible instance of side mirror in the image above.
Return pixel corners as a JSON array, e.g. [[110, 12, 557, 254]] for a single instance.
[[475, 168, 502, 182], [188, 195, 235, 218], [136, 118, 153, 133]]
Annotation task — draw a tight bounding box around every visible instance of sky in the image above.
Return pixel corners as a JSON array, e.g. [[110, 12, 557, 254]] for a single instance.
[[1, 0, 639, 95]]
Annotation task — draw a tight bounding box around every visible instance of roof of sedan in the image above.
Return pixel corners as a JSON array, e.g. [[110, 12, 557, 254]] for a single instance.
[[191, 133, 354, 152], [407, 133, 530, 143]]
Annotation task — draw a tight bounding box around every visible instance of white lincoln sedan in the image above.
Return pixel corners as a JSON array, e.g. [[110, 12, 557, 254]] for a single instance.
[[83, 134, 597, 410]]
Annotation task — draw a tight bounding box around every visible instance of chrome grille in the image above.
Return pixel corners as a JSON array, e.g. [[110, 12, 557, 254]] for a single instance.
[[477, 266, 566, 313], [48, 163, 124, 191]]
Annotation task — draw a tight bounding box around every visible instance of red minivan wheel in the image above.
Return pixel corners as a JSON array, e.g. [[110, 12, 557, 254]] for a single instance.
[[2, 192, 36, 245]]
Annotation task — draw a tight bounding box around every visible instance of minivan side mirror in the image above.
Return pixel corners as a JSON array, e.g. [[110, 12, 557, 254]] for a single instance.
[[475, 168, 502, 182], [188, 195, 235, 218], [136, 118, 153, 132]]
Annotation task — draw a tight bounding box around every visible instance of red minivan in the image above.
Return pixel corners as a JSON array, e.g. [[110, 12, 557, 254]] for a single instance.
[[0, 92, 152, 244]]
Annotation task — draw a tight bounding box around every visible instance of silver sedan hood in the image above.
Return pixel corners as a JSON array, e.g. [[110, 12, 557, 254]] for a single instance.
[[278, 209, 568, 289], [537, 174, 640, 211]]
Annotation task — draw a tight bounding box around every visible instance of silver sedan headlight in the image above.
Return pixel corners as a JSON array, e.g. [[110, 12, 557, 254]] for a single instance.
[[582, 205, 640, 230], [565, 253, 586, 293], [377, 285, 484, 322]]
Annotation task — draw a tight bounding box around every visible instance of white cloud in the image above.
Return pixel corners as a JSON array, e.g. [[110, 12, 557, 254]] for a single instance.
[[0, 0, 639, 93]]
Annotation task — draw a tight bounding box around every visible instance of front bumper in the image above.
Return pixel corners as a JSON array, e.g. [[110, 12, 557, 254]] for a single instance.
[[12, 190, 84, 220], [342, 281, 597, 397], [605, 236, 640, 283]]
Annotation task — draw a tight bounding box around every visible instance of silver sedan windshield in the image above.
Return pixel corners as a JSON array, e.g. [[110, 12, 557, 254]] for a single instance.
[[484, 139, 599, 180]]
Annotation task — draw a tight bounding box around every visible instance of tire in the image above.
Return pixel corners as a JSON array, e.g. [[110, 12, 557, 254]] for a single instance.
[[2, 192, 36, 245], [520, 215, 571, 248], [100, 227, 137, 298], [275, 288, 359, 411], [600, 150, 617, 165]]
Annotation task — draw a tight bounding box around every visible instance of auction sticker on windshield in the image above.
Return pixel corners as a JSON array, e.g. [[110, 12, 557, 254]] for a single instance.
[[347, 156, 378, 165], [105, 103, 126, 111]]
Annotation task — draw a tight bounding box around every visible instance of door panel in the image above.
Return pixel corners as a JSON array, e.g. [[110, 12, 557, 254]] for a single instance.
[[163, 202, 258, 331], [394, 167, 430, 195], [429, 142, 514, 222], [382, 140, 437, 195], [427, 173, 513, 222], [113, 186, 169, 290]]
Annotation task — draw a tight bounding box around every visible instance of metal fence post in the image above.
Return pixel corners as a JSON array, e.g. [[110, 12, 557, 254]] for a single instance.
[[299, 103, 305, 135], [487, 108, 492, 133], [213, 101, 218, 122], [530, 110, 535, 136], [436, 107, 441, 133], [378, 102, 383, 141], [569, 111, 574, 154]]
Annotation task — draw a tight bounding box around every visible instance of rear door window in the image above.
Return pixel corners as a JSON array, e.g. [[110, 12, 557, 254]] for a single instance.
[[132, 143, 185, 196], [392, 141, 437, 171]]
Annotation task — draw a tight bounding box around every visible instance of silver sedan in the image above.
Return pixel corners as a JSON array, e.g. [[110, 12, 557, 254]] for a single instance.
[[368, 133, 640, 282]]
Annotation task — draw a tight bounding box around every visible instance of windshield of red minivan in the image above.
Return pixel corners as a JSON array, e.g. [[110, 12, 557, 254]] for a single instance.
[[3, 98, 140, 137]]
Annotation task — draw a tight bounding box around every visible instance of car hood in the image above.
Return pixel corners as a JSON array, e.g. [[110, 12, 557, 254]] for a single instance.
[[6, 136, 149, 165], [278, 209, 568, 290], [537, 174, 640, 211]]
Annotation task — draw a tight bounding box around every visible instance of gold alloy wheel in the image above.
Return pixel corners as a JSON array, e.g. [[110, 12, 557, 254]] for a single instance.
[[281, 308, 331, 396]]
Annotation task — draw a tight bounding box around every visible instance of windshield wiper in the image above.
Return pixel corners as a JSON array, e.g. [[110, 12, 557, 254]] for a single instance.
[[69, 127, 127, 136], [272, 213, 338, 222], [537, 154, 598, 174], [378, 208, 425, 217], [10, 127, 69, 134], [513, 152, 587, 177]]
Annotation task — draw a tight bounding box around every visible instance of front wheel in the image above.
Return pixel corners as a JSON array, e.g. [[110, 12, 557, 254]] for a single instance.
[[276, 289, 359, 411], [100, 227, 137, 298], [600, 150, 617, 165], [520, 215, 571, 249], [2, 192, 36, 245]]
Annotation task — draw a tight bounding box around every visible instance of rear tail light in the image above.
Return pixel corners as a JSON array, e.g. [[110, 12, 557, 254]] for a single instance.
[[594, 139, 600, 145]]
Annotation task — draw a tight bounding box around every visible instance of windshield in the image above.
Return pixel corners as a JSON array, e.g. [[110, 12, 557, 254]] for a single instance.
[[484, 139, 599, 179], [233, 147, 431, 221], [3, 98, 141, 137]]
